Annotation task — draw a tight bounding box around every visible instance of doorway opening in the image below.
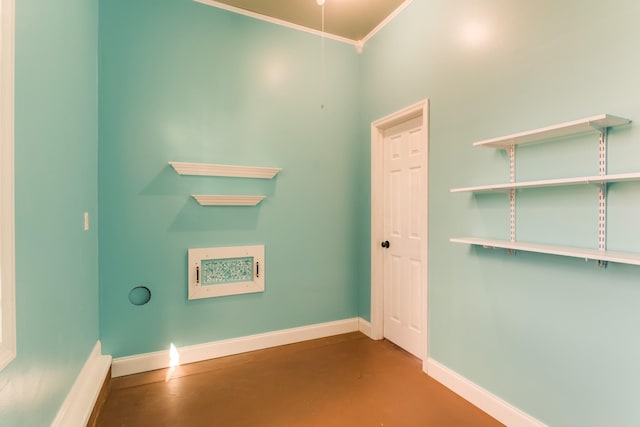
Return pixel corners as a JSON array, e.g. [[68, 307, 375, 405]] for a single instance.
[[370, 99, 429, 372]]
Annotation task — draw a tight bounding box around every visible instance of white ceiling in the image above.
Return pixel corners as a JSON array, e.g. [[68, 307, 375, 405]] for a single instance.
[[195, 0, 410, 43]]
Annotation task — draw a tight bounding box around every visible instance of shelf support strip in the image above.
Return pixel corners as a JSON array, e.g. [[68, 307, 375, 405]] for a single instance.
[[598, 129, 608, 267], [508, 145, 516, 255]]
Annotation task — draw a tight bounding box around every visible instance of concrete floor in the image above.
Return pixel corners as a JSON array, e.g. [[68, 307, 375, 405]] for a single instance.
[[97, 332, 503, 426]]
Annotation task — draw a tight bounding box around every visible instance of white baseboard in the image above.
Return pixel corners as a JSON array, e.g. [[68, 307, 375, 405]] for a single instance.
[[108, 319, 545, 427], [427, 358, 546, 427], [51, 341, 112, 427], [112, 318, 361, 377], [358, 317, 373, 339], [73, 323, 543, 427]]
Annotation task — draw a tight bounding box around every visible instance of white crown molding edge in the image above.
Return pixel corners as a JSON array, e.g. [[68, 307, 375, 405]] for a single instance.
[[193, 0, 357, 47], [169, 161, 281, 179], [192, 194, 266, 206], [112, 318, 361, 377], [360, 0, 414, 47], [427, 358, 547, 427], [51, 341, 112, 427], [0, 0, 16, 372]]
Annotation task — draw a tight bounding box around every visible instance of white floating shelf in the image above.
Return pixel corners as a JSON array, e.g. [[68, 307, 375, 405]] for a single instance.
[[192, 195, 266, 206], [451, 172, 640, 193], [473, 114, 631, 148], [450, 237, 640, 266], [170, 162, 281, 179]]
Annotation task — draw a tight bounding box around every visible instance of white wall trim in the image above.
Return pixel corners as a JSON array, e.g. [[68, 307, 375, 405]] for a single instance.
[[51, 341, 112, 427], [370, 99, 429, 348], [112, 318, 360, 377], [358, 317, 373, 339], [0, 0, 16, 372], [193, 0, 357, 47], [360, 0, 413, 46], [427, 358, 547, 427]]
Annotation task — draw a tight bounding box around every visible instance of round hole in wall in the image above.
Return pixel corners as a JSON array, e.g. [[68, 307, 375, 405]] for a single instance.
[[128, 286, 151, 306]]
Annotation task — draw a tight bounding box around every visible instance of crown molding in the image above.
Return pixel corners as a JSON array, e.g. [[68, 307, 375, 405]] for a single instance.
[[360, 0, 413, 47], [194, 0, 357, 46]]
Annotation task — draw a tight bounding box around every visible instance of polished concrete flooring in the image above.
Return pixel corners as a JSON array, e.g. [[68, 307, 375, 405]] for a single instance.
[[97, 332, 503, 426]]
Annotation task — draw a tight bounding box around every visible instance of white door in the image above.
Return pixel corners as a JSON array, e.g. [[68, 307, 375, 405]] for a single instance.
[[382, 115, 426, 359]]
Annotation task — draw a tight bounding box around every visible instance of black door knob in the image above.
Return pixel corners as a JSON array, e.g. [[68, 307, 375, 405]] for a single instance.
[[381, 240, 390, 248]]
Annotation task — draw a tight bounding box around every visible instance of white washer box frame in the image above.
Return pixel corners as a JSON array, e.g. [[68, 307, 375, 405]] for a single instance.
[[188, 245, 264, 300]]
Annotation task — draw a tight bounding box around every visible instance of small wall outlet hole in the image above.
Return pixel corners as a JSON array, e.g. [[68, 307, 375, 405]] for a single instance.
[[128, 286, 151, 306]]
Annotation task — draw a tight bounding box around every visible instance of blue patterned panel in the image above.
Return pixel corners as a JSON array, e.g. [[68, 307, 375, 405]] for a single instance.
[[201, 256, 254, 285]]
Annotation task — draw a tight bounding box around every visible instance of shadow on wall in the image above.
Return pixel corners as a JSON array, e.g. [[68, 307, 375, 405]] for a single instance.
[[169, 198, 262, 232]]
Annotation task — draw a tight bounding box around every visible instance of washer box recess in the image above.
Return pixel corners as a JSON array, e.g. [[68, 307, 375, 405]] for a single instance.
[[188, 245, 265, 300]]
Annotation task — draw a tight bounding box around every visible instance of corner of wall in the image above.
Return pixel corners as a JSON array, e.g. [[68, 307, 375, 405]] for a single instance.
[[51, 342, 112, 427]]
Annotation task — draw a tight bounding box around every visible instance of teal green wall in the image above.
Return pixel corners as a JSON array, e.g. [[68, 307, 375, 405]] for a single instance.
[[360, 0, 640, 425], [7, 0, 640, 424], [98, 0, 360, 357], [0, 0, 99, 425]]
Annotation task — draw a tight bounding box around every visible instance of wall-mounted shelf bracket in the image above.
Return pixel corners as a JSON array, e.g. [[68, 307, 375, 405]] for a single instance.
[[472, 114, 630, 148], [452, 114, 633, 268], [169, 162, 281, 179], [597, 128, 608, 267], [192, 195, 266, 206], [451, 237, 640, 267], [508, 144, 516, 255]]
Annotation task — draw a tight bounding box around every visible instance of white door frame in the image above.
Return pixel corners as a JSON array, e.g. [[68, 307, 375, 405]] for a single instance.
[[0, 0, 16, 371], [370, 99, 429, 372]]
